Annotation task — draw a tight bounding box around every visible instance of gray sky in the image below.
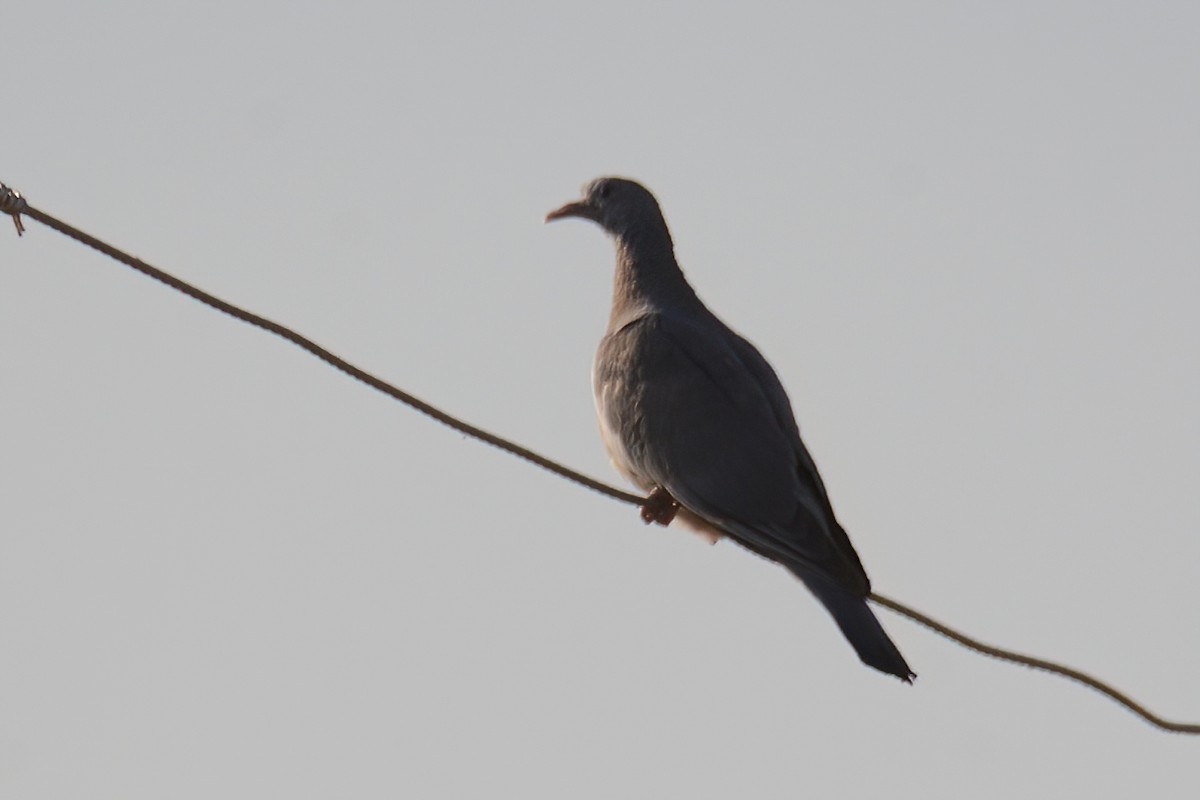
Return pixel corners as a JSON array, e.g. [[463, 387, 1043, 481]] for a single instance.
[[3, 1, 1198, 797]]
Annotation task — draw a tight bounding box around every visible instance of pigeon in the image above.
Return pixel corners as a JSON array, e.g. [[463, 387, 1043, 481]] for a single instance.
[[546, 177, 914, 682]]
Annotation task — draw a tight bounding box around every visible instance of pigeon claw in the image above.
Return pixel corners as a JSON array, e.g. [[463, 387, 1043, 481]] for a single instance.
[[640, 487, 679, 527]]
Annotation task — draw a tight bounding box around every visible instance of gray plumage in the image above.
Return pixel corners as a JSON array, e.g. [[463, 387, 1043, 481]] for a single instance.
[[547, 177, 914, 682]]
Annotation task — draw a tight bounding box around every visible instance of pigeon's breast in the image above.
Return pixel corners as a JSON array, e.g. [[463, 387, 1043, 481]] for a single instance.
[[592, 320, 658, 491]]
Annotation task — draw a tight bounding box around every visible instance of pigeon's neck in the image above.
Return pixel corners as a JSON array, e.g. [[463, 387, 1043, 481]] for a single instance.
[[609, 226, 699, 329]]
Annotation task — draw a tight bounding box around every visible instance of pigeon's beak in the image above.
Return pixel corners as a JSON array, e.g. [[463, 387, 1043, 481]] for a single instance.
[[545, 200, 600, 224]]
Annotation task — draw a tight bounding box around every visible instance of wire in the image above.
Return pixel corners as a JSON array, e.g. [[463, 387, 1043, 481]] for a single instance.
[[3, 182, 1196, 735], [0, 184, 642, 508], [870, 593, 1199, 734]]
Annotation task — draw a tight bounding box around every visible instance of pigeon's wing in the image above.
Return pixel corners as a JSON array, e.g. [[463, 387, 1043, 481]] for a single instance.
[[596, 311, 866, 589], [719, 323, 870, 587]]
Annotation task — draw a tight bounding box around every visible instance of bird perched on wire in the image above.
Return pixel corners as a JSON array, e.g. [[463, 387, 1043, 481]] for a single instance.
[[546, 177, 914, 682]]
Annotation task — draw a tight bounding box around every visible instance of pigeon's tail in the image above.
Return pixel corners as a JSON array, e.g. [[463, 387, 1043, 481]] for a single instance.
[[794, 570, 915, 683]]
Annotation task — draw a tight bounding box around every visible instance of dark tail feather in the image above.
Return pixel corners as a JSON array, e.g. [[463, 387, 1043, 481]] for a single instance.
[[794, 570, 915, 682]]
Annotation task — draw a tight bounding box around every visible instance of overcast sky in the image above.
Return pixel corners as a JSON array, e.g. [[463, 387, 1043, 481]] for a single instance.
[[3, 2, 1198, 797]]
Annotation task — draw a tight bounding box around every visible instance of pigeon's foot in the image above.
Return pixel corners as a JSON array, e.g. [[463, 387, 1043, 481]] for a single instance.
[[640, 487, 679, 526]]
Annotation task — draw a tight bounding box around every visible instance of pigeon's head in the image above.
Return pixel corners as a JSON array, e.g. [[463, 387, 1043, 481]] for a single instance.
[[546, 177, 667, 239]]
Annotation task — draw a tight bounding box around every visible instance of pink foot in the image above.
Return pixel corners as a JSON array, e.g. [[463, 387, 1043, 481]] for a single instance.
[[640, 487, 679, 526]]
